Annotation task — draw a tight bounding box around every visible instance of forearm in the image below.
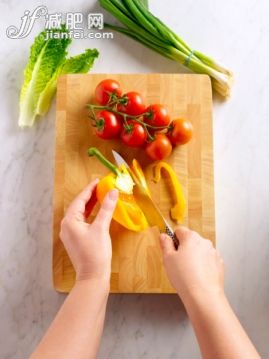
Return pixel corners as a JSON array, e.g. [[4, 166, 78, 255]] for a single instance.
[[183, 291, 260, 359], [31, 279, 109, 359]]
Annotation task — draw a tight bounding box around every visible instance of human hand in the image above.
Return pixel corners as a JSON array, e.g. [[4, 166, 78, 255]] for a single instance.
[[160, 227, 224, 303], [60, 179, 118, 284]]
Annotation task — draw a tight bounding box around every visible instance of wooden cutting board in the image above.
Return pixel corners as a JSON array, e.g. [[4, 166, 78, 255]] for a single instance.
[[53, 73, 215, 293]]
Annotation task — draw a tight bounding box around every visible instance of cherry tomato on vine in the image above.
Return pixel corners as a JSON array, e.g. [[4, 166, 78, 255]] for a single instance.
[[144, 104, 170, 128], [95, 79, 122, 105], [95, 110, 122, 140], [145, 134, 172, 161], [118, 91, 146, 116], [120, 121, 146, 147], [167, 118, 193, 145]]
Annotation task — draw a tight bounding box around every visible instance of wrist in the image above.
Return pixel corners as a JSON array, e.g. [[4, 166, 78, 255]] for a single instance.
[[179, 286, 226, 309], [75, 266, 111, 287], [75, 277, 110, 295]]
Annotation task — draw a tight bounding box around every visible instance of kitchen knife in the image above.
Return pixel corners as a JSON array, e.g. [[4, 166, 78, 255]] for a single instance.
[[112, 150, 179, 249]]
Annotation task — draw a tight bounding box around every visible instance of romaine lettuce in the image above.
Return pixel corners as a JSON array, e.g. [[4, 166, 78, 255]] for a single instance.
[[19, 25, 99, 127]]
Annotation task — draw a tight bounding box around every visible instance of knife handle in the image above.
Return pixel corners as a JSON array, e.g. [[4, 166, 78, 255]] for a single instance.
[[165, 224, 179, 250]]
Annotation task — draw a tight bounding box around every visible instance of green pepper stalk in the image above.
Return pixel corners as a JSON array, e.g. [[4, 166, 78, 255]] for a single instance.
[[88, 147, 134, 194]]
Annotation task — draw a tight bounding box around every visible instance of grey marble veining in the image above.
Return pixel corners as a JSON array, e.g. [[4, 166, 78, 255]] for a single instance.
[[0, 0, 269, 358]]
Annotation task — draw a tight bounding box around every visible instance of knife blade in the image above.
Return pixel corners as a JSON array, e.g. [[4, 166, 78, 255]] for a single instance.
[[112, 150, 179, 249]]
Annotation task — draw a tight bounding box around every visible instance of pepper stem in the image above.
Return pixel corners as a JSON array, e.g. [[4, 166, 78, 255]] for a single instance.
[[88, 147, 120, 176]]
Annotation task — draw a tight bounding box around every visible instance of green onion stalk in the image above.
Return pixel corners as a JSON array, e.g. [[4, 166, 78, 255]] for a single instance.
[[99, 0, 233, 97]]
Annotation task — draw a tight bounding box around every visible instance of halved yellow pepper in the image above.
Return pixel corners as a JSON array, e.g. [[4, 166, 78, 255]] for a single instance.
[[153, 162, 186, 223], [88, 148, 148, 232]]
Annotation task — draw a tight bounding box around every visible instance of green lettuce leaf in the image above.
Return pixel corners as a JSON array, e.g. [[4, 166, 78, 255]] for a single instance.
[[61, 49, 99, 74], [19, 26, 99, 127], [37, 49, 99, 117]]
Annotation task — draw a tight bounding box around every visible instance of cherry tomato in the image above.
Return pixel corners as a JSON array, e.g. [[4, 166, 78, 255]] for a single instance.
[[145, 134, 172, 161], [144, 104, 170, 128], [168, 118, 193, 145], [120, 121, 146, 147], [118, 91, 146, 116], [95, 110, 122, 139], [95, 79, 122, 105]]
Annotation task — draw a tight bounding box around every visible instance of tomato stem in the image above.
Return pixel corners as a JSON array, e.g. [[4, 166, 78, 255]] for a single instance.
[[122, 113, 129, 127], [87, 104, 170, 131], [143, 125, 155, 141], [88, 105, 97, 124]]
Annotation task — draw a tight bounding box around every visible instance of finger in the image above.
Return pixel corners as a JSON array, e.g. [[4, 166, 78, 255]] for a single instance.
[[85, 187, 98, 218], [93, 189, 119, 230], [175, 226, 191, 244], [159, 233, 175, 255], [65, 179, 99, 220]]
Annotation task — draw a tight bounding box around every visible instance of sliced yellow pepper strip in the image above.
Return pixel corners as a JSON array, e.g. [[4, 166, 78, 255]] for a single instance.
[[131, 159, 151, 197], [153, 162, 186, 223]]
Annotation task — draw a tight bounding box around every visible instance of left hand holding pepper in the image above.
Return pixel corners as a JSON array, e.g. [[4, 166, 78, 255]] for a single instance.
[[60, 179, 119, 284]]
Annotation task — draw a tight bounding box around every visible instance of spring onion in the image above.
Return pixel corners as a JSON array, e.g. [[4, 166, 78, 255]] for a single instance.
[[99, 0, 233, 97]]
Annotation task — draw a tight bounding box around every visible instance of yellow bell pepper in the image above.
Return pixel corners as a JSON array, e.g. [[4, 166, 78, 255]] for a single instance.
[[153, 162, 186, 223], [88, 148, 148, 232], [130, 159, 151, 197]]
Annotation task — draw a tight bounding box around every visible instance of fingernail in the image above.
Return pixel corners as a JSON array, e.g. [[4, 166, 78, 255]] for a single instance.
[[109, 189, 119, 200]]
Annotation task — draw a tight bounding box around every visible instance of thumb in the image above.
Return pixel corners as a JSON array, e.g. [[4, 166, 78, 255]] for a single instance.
[[159, 233, 175, 256], [93, 189, 119, 230], [175, 226, 191, 245]]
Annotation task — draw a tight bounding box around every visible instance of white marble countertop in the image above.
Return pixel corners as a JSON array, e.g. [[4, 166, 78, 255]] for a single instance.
[[1, 0, 269, 358]]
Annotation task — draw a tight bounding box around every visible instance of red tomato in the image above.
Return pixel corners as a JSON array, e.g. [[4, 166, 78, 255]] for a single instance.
[[118, 92, 146, 116], [145, 134, 172, 161], [95, 79, 122, 105], [168, 118, 193, 145], [144, 104, 170, 128], [120, 121, 146, 147], [95, 110, 122, 139]]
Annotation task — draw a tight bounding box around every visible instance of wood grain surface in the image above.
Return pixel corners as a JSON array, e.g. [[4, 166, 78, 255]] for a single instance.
[[53, 73, 215, 293]]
